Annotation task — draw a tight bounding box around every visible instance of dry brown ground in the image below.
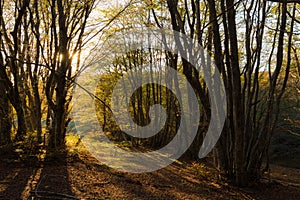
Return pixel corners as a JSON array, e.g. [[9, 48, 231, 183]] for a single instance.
[[0, 141, 299, 200]]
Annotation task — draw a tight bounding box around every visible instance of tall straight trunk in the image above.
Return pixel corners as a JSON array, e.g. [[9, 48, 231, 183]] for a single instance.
[[49, 71, 67, 148], [0, 80, 12, 145], [12, 92, 27, 141], [0, 36, 11, 144], [207, 0, 231, 172], [32, 74, 42, 143], [47, 0, 69, 149], [29, 0, 43, 143], [225, 0, 246, 186]]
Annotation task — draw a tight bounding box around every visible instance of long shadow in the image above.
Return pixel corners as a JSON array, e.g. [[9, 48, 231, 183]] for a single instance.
[[46, 142, 300, 200], [69, 155, 178, 199], [0, 146, 40, 199], [113, 164, 225, 199], [106, 171, 179, 199], [28, 145, 77, 199], [70, 153, 223, 199]]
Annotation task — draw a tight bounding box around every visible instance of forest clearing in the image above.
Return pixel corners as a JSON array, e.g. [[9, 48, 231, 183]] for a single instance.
[[0, 134, 299, 199], [1, 0, 300, 199]]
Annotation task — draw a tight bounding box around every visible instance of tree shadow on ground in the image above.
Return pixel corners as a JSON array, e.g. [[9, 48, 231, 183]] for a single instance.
[[0, 145, 41, 199], [67, 151, 300, 200], [1, 143, 300, 199], [28, 145, 77, 199], [0, 143, 77, 199], [67, 153, 237, 199]]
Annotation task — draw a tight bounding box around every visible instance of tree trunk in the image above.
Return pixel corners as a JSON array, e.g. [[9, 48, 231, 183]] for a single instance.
[[0, 79, 12, 145]]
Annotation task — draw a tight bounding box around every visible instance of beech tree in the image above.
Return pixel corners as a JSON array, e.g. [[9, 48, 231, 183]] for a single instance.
[[157, 0, 298, 186], [0, 0, 298, 188], [39, 0, 96, 148], [92, 0, 298, 186], [0, 0, 31, 141]]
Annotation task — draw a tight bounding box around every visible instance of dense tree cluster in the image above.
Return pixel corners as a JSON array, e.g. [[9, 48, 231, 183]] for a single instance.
[[0, 0, 299, 186]]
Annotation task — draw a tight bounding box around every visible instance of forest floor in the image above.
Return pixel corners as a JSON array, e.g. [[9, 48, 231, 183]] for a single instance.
[[0, 135, 299, 200]]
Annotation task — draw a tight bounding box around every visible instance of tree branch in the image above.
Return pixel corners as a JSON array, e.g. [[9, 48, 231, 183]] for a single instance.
[[287, 10, 300, 23], [265, 0, 300, 4]]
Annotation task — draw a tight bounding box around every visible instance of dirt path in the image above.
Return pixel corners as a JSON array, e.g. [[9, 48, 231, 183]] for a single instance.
[[0, 148, 299, 200], [1, 137, 299, 200]]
